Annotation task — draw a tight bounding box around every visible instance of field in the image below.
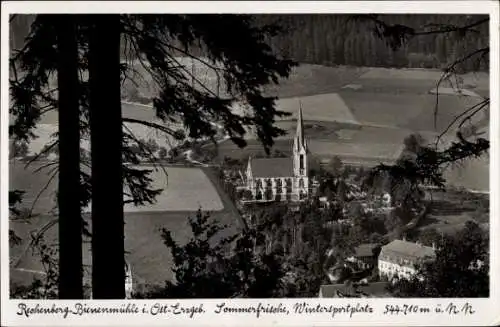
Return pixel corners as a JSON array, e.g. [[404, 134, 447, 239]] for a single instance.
[[119, 59, 369, 100], [9, 163, 225, 214], [13, 121, 182, 158], [359, 68, 489, 91], [418, 190, 489, 235], [264, 64, 368, 99], [122, 167, 224, 212], [10, 163, 241, 289], [442, 156, 490, 193], [275, 93, 359, 124]]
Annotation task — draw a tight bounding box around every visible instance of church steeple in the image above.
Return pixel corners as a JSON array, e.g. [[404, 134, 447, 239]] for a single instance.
[[294, 101, 306, 152], [293, 102, 308, 180]]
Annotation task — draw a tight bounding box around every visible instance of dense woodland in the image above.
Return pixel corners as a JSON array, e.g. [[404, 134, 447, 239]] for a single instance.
[[10, 14, 490, 71], [259, 14, 490, 71]]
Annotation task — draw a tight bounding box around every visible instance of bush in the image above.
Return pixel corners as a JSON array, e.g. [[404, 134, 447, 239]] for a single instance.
[[242, 190, 253, 200], [173, 129, 186, 141], [11, 141, 29, 158], [158, 147, 168, 160]]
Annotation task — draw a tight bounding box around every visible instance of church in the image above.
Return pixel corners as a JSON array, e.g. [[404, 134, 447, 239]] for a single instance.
[[244, 105, 310, 202]]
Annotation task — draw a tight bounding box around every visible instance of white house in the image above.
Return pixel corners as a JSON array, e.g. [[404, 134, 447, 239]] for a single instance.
[[378, 239, 436, 281]]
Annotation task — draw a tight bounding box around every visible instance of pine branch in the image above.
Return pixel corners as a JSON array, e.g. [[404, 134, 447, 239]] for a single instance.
[[435, 98, 490, 146]]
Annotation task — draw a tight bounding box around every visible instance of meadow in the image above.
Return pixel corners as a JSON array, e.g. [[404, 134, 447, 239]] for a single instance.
[[10, 163, 241, 289], [418, 189, 489, 235], [121, 167, 224, 212]]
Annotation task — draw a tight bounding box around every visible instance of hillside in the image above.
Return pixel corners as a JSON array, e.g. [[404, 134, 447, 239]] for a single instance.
[[10, 163, 242, 288], [21, 60, 489, 194]]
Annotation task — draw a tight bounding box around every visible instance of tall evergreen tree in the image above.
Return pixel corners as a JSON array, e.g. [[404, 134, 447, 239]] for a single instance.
[[55, 15, 83, 299], [88, 15, 125, 299]]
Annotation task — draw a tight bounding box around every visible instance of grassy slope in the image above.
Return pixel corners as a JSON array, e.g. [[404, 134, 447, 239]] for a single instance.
[[10, 163, 242, 288], [418, 190, 489, 234]]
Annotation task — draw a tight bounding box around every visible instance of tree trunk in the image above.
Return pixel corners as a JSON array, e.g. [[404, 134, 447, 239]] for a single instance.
[[89, 15, 125, 299], [55, 15, 83, 299]]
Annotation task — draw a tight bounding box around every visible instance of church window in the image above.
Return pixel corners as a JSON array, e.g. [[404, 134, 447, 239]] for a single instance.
[[256, 179, 262, 188], [299, 178, 304, 188], [300, 155, 304, 170], [264, 189, 273, 200], [276, 179, 282, 189], [256, 191, 263, 201]]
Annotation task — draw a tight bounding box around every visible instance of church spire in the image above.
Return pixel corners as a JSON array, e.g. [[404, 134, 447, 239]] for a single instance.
[[295, 101, 305, 150]]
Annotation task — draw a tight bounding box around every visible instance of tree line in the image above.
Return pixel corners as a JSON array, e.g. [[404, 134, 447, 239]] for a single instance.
[[257, 14, 490, 71], [11, 15, 489, 72]]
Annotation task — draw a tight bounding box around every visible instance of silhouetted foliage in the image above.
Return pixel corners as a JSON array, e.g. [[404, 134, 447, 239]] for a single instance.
[[139, 210, 285, 298]]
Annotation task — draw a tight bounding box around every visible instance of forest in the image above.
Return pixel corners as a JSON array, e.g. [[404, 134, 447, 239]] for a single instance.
[[10, 14, 490, 71], [258, 14, 489, 71]]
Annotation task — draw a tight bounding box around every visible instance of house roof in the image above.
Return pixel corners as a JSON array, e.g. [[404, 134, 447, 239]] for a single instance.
[[380, 239, 435, 262], [353, 243, 379, 258], [319, 282, 391, 298], [249, 157, 294, 178]]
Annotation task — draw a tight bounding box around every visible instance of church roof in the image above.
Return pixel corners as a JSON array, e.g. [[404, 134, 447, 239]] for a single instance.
[[249, 157, 294, 178]]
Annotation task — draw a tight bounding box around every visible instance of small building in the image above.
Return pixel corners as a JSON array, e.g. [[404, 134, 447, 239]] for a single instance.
[[345, 243, 380, 270], [319, 282, 391, 298], [378, 239, 436, 281]]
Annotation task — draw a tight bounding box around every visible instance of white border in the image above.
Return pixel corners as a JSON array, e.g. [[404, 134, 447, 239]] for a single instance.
[[1, 1, 499, 326]]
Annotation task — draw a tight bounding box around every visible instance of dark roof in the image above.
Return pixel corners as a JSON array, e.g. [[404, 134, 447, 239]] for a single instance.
[[319, 282, 391, 298], [249, 157, 294, 178], [353, 243, 379, 258]]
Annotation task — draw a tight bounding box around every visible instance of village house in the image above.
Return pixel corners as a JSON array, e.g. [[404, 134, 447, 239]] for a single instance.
[[345, 243, 380, 270], [244, 105, 310, 202], [378, 239, 436, 281]]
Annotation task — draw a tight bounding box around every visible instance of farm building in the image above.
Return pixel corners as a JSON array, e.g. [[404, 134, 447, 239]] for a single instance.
[[345, 243, 381, 270], [243, 105, 311, 202]]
